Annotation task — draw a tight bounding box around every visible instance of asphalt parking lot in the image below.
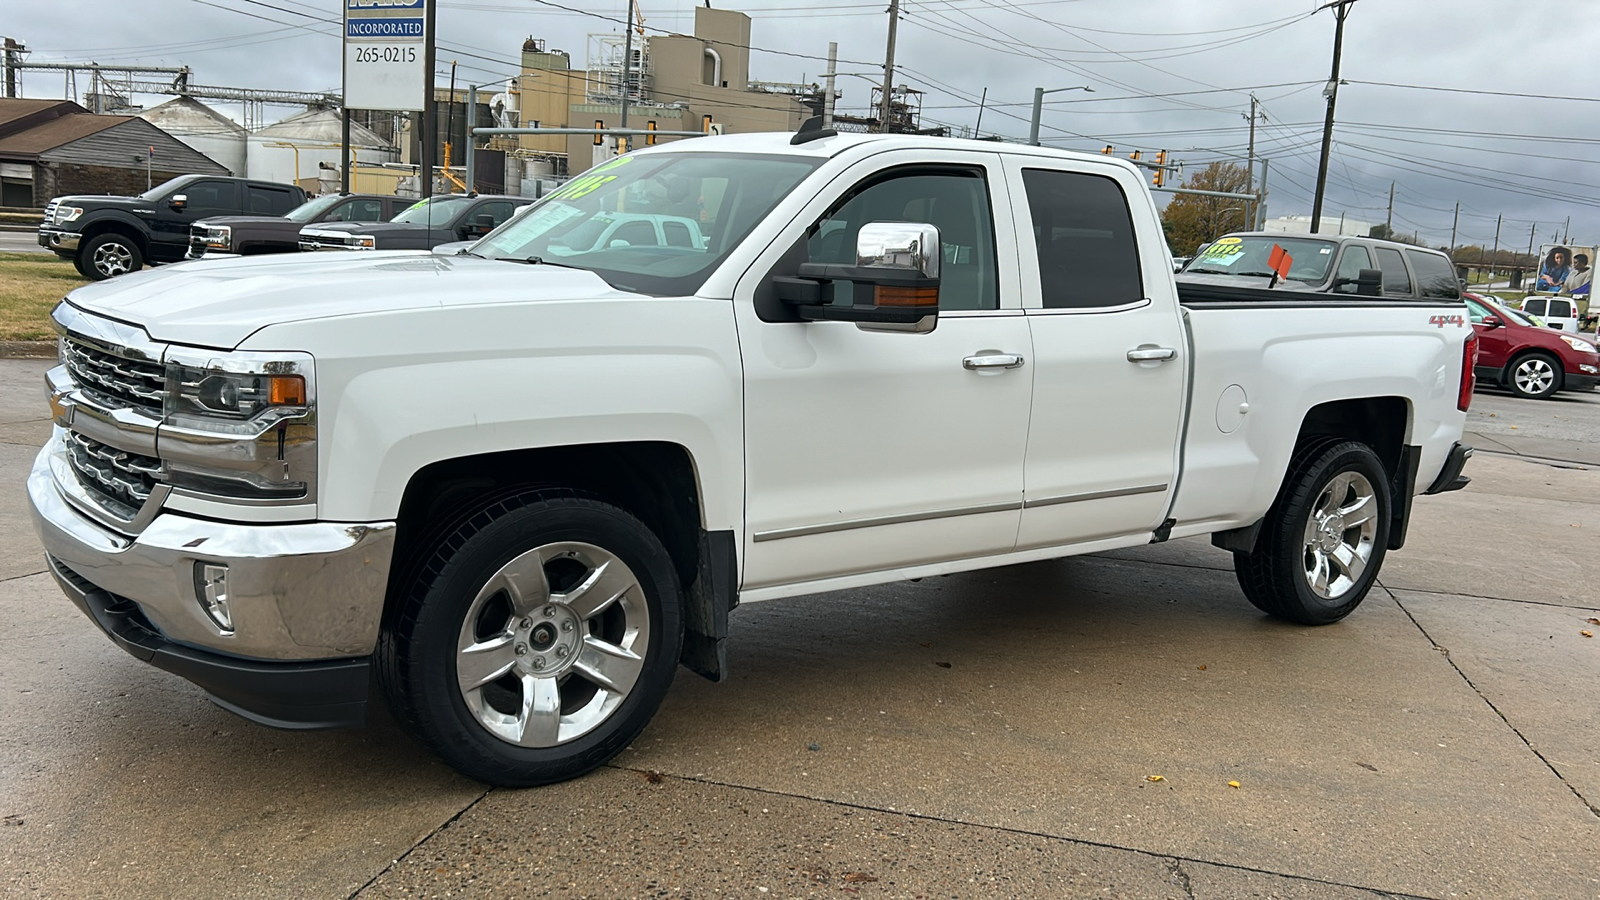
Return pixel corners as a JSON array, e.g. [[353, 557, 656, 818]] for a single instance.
[[2, 356, 1597, 899]]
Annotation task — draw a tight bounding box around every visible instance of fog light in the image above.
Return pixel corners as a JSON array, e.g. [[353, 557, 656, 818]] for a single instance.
[[194, 562, 234, 633], [1581, 364, 1598, 375]]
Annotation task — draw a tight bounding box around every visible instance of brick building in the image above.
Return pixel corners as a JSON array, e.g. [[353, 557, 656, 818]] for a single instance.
[[0, 99, 229, 207]]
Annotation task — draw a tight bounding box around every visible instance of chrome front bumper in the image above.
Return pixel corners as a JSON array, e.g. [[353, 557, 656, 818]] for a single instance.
[[38, 228, 82, 252], [28, 435, 396, 661]]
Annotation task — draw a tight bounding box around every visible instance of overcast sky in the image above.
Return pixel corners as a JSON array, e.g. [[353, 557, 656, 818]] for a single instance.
[[7, 0, 1597, 250]]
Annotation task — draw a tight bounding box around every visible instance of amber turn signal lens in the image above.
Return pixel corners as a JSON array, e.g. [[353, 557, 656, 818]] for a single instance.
[[269, 375, 307, 406], [874, 285, 939, 307]]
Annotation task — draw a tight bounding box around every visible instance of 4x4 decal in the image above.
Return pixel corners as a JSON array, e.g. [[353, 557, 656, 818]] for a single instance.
[[1429, 314, 1465, 328]]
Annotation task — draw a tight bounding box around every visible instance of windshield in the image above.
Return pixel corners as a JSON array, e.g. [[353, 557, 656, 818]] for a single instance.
[[473, 152, 822, 295], [1185, 235, 1339, 283], [285, 194, 344, 223], [393, 195, 476, 225]]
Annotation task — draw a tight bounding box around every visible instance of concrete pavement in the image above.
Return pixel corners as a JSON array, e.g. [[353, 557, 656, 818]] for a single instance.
[[2, 358, 1597, 898]]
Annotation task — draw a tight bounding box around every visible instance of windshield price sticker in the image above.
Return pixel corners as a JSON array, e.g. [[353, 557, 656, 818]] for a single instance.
[[344, 0, 428, 111], [1198, 239, 1244, 268]]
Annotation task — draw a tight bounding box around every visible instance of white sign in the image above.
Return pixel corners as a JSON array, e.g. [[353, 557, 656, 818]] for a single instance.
[[343, 0, 428, 111]]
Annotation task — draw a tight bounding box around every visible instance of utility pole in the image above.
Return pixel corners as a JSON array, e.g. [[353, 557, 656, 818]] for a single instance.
[[1491, 213, 1501, 262], [878, 0, 900, 133], [420, 0, 437, 199], [1245, 94, 1262, 224], [341, 107, 351, 194], [822, 42, 837, 129], [620, 0, 637, 129], [1450, 201, 1459, 251], [1528, 223, 1537, 258], [1562, 215, 1570, 243], [1385, 181, 1394, 234], [1255, 157, 1270, 229], [1309, 0, 1355, 234], [3, 37, 28, 99], [974, 87, 987, 137]]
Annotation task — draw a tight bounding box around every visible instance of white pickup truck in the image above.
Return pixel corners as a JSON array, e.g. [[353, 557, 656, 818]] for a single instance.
[[29, 128, 1476, 787]]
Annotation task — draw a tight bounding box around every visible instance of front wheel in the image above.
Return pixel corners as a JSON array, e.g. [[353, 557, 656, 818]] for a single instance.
[[1234, 440, 1390, 625], [79, 233, 144, 280], [377, 490, 683, 787], [1507, 353, 1562, 399]]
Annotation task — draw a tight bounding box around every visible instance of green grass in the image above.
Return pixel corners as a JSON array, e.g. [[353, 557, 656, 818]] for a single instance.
[[0, 253, 86, 340]]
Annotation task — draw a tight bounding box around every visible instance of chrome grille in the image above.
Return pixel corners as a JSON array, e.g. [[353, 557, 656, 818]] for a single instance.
[[66, 432, 163, 517], [43, 200, 59, 225], [63, 337, 167, 413]]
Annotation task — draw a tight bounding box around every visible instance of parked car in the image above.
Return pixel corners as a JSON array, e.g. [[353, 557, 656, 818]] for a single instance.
[[1464, 293, 1600, 398], [38, 174, 307, 280], [1177, 232, 1461, 301], [298, 193, 530, 251], [31, 129, 1474, 788], [1516, 294, 1582, 334], [543, 212, 707, 256], [189, 193, 405, 259]]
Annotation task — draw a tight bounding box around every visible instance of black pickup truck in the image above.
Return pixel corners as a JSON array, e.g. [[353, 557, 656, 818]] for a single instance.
[[188, 193, 405, 259], [297, 193, 530, 251], [39, 174, 306, 280]]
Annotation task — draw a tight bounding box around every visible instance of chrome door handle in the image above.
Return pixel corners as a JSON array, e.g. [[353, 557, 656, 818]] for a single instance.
[[1126, 347, 1177, 362], [963, 353, 1026, 370]]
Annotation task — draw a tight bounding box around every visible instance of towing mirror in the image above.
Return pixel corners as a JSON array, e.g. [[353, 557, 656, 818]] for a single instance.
[[772, 222, 941, 332], [169, 194, 188, 211], [1335, 267, 1384, 296]]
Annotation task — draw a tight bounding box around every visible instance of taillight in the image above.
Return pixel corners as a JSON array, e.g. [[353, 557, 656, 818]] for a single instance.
[[1458, 332, 1478, 411]]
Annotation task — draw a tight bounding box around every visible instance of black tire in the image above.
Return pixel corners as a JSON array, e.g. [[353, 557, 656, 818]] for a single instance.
[[1505, 352, 1562, 400], [79, 232, 144, 280], [1234, 439, 1390, 625], [376, 489, 683, 787]]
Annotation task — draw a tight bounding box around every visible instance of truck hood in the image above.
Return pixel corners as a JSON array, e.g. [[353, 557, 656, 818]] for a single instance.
[[306, 221, 432, 236], [54, 194, 151, 212], [194, 214, 290, 227], [63, 251, 632, 348]]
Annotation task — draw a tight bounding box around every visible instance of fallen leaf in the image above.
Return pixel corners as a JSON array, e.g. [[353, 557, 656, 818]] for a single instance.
[[1583, 631, 1594, 638], [1197, 665, 1207, 671], [644, 770, 664, 784], [1146, 775, 1165, 782], [1587, 618, 1599, 626], [1228, 781, 1240, 789], [918, 642, 931, 647], [935, 661, 952, 668], [842, 873, 879, 883]]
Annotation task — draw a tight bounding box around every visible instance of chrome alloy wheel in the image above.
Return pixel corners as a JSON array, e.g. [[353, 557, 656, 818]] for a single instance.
[[92, 241, 134, 276], [1300, 471, 1378, 602], [454, 541, 650, 747], [1513, 357, 1556, 396]]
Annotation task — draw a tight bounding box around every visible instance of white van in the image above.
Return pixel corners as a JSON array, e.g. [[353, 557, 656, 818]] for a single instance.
[[1520, 295, 1580, 333]]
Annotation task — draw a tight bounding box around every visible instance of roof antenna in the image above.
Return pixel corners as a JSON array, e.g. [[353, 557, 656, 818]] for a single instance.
[[791, 114, 836, 145]]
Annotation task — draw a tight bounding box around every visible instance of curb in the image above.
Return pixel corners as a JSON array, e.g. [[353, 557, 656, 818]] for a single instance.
[[0, 341, 56, 359]]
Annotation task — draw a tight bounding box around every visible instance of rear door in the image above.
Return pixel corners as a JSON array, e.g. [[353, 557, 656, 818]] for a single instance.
[[1002, 157, 1187, 549], [1373, 247, 1413, 297]]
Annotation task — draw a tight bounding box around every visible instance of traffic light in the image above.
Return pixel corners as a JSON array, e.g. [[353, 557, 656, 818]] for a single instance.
[[646, 120, 658, 145], [1153, 168, 1164, 188], [617, 136, 628, 153], [1129, 150, 1141, 162], [1152, 150, 1167, 187], [1154, 149, 1167, 168], [1102, 144, 1115, 155], [593, 120, 604, 146]]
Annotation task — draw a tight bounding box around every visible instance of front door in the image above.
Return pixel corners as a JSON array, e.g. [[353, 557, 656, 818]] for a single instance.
[[736, 151, 1033, 592], [1003, 158, 1187, 549]]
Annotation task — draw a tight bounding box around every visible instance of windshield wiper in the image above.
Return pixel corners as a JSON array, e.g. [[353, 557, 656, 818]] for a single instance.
[[1234, 271, 1280, 278], [505, 255, 585, 269], [453, 248, 485, 258], [1185, 267, 1232, 275]]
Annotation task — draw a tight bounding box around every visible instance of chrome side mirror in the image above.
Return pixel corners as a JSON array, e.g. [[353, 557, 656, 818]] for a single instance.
[[856, 222, 940, 279], [169, 194, 188, 211]]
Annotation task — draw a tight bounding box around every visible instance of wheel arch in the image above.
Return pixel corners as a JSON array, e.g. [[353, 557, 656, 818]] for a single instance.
[[381, 441, 735, 681], [78, 216, 149, 254], [1503, 348, 1564, 394]]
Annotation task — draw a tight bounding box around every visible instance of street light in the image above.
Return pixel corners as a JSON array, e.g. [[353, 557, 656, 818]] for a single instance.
[[1028, 85, 1094, 146], [1212, 206, 1243, 240]]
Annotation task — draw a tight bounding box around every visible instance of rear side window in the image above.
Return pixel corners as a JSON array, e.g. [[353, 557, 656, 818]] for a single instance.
[[1550, 298, 1573, 317], [1332, 245, 1373, 293], [247, 186, 298, 215], [1021, 169, 1143, 309], [1405, 249, 1459, 299], [1374, 247, 1412, 295]]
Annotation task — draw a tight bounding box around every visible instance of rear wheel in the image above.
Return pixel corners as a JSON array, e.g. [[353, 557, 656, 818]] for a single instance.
[[1234, 440, 1390, 625], [1506, 352, 1562, 399], [377, 489, 683, 787]]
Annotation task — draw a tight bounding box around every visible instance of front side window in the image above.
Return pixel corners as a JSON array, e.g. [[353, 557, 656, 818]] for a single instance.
[[394, 195, 477, 225], [285, 194, 343, 223], [1374, 247, 1412, 295], [1463, 297, 1490, 323], [807, 168, 998, 311], [1332, 245, 1373, 293], [1021, 169, 1142, 309], [183, 181, 238, 215], [1405, 249, 1459, 299], [473, 152, 820, 295]]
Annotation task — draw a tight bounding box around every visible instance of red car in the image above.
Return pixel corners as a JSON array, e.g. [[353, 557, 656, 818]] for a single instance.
[[1464, 293, 1600, 399]]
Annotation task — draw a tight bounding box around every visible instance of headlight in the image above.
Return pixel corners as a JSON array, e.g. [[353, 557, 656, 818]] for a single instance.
[[161, 350, 316, 502], [205, 225, 232, 251], [54, 206, 84, 224], [1559, 335, 1597, 353]]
